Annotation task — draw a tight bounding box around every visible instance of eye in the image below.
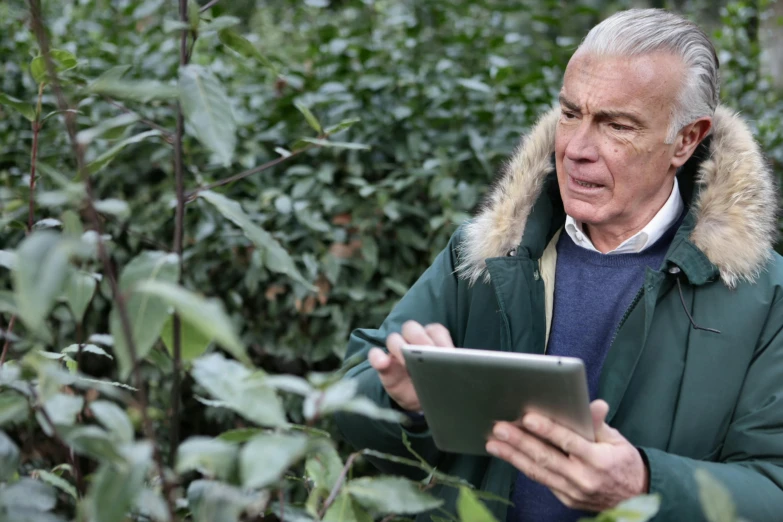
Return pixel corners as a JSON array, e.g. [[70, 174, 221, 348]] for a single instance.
[[561, 110, 577, 120], [609, 122, 632, 131]]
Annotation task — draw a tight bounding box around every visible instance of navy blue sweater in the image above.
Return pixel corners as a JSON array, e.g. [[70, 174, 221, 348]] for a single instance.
[[507, 219, 680, 522]]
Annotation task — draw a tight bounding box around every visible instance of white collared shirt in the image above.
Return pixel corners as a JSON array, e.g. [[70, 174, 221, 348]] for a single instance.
[[564, 179, 684, 254]]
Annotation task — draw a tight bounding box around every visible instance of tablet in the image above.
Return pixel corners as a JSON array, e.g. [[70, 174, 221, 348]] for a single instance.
[[400, 344, 594, 456]]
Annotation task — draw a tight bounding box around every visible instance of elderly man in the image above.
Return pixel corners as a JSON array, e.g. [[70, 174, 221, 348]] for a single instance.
[[335, 8, 783, 522]]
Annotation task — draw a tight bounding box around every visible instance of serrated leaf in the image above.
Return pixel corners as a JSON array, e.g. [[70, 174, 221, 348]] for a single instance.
[[90, 400, 133, 443], [199, 191, 314, 290], [135, 281, 248, 364], [191, 354, 287, 427], [64, 269, 97, 322], [179, 64, 236, 166], [239, 433, 308, 489], [294, 101, 322, 133], [34, 470, 78, 499], [218, 29, 276, 72], [0, 92, 35, 121], [696, 470, 735, 522], [76, 113, 140, 145], [299, 137, 370, 150], [344, 477, 442, 515], [87, 130, 162, 175], [457, 486, 497, 522], [0, 431, 20, 481], [176, 437, 238, 480], [160, 314, 211, 362], [110, 251, 180, 380], [0, 391, 28, 427]]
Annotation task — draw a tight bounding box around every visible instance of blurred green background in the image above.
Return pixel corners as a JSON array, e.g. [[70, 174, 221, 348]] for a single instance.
[[1, 0, 781, 438]]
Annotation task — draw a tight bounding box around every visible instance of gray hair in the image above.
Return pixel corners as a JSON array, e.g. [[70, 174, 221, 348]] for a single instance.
[[577, 8, 719, 143]]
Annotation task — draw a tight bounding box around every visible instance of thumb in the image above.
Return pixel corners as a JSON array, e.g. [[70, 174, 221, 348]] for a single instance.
[[590, 399, 611, 440]]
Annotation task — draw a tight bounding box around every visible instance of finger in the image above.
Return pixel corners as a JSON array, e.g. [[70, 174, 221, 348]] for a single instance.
[[521, 413, 594, 461], [401, 320, 437, 346], [492, 422, 576, 477], [423, 323, 455, 348], [486, 439, 579, 499], [368, 347, 391, 371], [590, 400, 610, 437], [386, 333, 408, 369]]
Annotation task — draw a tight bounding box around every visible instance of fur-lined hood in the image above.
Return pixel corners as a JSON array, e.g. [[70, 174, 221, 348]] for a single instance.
[[456, 106, 778, 289]]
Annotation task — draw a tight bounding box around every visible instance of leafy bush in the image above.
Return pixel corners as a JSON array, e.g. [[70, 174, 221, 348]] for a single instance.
[[0, 0, 778, 521]]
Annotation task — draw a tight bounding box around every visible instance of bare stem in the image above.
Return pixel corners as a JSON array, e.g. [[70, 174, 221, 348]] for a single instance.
[[27, 82, 44, 233], [169, 0, 190, 467], [319, 452, 360, 518], [199, 0, 220, 13], [27, 1, 177, 519], [0, 315, 17, 367]]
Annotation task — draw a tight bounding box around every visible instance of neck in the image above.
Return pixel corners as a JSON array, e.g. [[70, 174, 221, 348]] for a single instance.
[[584, 178, 675, 253]]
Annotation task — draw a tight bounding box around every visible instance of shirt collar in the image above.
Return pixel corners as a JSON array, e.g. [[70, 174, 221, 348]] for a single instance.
[[564, 179, 684, 255]]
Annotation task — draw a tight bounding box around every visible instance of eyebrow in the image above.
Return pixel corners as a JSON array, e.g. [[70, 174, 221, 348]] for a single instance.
[[558, 94, 646, 128]]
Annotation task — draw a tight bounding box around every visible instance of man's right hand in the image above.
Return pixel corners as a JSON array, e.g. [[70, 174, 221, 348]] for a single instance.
[[367, 320, 455, 412]]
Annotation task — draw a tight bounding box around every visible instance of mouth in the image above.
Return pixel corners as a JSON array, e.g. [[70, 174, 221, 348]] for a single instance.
[[568, 175, 605, 191]]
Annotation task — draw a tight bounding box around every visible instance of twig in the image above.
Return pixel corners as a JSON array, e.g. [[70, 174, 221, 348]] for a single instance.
[[169, 0, 190, 468], [27, 82, 44, 233], [27, 2, 177, 520], [199, 0, 219, 13], [103, 97, 173, 142], [319, 452, 360, 518], [0, 315, 17, 367], [185, 146, 314, 202]]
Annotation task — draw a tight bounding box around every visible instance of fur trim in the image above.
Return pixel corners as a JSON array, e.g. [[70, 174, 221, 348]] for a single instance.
[[456, 106, 778, 288]]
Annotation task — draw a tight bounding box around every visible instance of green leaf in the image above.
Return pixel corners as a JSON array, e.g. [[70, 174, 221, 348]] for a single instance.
[[191, 354, 287, 427], [34, 469, 78, 500], [305, 440, 343, 491], [324, 117, 361, 136], [0, 291, 15, 315], [322, 493, 373, 522], [202, 16, 241, 32], [61, 343, 113, 359], [134, 488, 171, 522], [134, 280, 248, 364], [216, 427, 264, 444], [598, 494, 661, 522], [89, 400, 134, 443], [76, 113, 141, 145], [218, 29, 276, 72], [30, 49, 78, 84], [87, 130, 162, 175], [303, 379, 406, 423], [88, 78, 179, 102], [187, 480, 252, 522], [163, 19, 190, 33], [63, 425, 124, 463], [176, 436, 238, 480], [264, 374, 314, 396], [0, 92, 35, 121], [299, 137, 370, 150], [0, 477, 57, 512], [39, 393, 84, 430], [456, 78, 492, 93], [344, 476, 442, 515], [199, 191, 315, 290], [294, 101, 322, 133], [188, 0, 201, 31], [64, 269, 97, 322], [179, 64, 236, 166], [110, 251, 180, 380], [239, 432, 308, 489], [456, 487, 497, 522], [94, 198, 131, 218], [696, 470, 736, 522], [160, 314, 211, 362], [84, 442, 152, 522], [12, 232, 81, 334], [0, 431, 20, 481], [0, 391, 28, 427]]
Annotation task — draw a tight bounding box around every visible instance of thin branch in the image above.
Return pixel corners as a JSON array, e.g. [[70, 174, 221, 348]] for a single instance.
[[169, 0, 190, 468], [103, 97, 173, 142], [319, 452, 360, 518], [185, 146, 314, 202], [27, 2, 177, 520], [27, 82, 44, 233], [199, 0, 220, 13], [0, 315, 17, 367]]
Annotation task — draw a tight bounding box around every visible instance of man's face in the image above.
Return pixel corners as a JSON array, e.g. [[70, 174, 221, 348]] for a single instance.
[[555, 52, 686, 235]]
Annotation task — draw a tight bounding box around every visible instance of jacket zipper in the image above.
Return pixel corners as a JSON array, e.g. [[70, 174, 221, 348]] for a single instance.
[[607, 286, 644, 350]]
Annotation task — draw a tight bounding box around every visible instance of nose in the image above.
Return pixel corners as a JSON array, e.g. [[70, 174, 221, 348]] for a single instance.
[[564, 119, 599, 163]]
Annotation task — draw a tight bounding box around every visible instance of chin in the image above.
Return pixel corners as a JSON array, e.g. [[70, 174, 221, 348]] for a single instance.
[[562, 199, 604, 225]]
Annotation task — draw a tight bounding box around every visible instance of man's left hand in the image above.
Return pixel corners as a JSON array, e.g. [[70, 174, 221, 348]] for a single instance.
[[485, 399, 649, 513]]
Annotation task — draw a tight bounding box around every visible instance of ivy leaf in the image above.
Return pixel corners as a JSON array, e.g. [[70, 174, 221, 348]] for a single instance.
[[64, 269, 97, 323], [239, 433, 309, 489], [179, 65, 236, 166], [134, 280, 248, 364], [457, 486, 497, 522], [87, 130, 162, 175], [0, 431, 20, 481], [89, 400, 134, 444], [191, 353, 287, 427], [110, 251, 180, 380], [160, 314, 212, 362], [218, 29, 276, 72], [200, 191, 315, 290], [0, 92, 35, 121], [344, 476, 442, 515], [176, 437, 238, 480]]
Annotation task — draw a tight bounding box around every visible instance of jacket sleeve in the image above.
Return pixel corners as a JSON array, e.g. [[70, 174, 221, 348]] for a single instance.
[[333, 228, 467, 479], [640, 295, 783, 522]]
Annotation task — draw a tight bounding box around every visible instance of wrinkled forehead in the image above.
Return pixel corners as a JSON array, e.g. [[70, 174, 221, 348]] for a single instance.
[[561, 51, 685, 120]]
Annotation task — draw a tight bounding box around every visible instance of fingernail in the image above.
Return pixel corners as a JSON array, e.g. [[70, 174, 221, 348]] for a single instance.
[[486, 443, 499, 456], [494, 426, 509, 441], [523, 418, 538, 431]]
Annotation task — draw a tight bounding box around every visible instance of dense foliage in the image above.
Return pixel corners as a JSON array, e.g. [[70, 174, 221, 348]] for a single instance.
[[0, 0, 779, 521]]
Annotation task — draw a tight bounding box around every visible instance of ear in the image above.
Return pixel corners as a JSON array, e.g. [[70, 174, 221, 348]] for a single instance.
[[671, 117, 712, 169]]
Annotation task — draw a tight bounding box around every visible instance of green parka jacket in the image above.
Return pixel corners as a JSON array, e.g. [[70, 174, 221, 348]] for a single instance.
[[334, 106, 783, 521]]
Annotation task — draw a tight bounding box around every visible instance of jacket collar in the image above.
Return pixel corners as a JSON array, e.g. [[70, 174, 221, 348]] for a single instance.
[[456, 106, 778, 289]]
